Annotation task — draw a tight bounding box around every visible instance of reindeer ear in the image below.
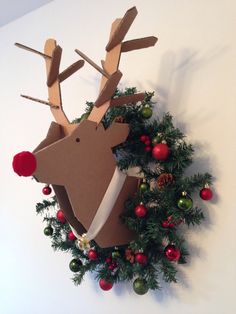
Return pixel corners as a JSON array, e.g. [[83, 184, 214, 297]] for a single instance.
[[106, 122, 129, 148], [33, 122, 64, 153]]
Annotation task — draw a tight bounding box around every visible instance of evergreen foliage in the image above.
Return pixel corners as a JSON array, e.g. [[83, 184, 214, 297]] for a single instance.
[[37, 88, 212, 293]]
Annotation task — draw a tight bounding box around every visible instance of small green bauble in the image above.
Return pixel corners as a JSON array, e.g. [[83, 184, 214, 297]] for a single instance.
[[139, 182, 149, 192], [69, 259, 82, 272], [133, 278, 149, 295], [44, 226, 53, 236], [177, 196, 193, 210], [152, 136, 162, 145], [141, 106, 153, 119], [112, 251, 120, 259]]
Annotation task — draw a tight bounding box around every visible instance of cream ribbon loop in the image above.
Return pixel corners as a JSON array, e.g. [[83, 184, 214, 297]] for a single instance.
[[71, 167, 126, 250]]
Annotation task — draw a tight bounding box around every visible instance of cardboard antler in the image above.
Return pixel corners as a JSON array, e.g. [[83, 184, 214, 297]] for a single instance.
[[15, 40, 85, 136], [87, 6, 157, 124]]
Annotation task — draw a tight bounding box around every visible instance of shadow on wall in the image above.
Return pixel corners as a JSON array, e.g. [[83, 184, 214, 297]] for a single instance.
[[134, 47, 227, 301]]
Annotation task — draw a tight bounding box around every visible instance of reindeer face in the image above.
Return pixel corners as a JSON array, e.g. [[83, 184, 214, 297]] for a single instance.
[[13, 6, 157, 247], [33, 119, 129, 187]]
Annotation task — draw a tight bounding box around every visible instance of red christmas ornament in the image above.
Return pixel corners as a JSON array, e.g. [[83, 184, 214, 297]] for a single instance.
[[88, 249, 98, 260], [200, 187, 213, 200], [164, 245, 181, 262], [12, 151, 37, 176], [134, 204, 147, 217], [135, 252, 148, 264], [42, 185, 52, 195], [68, 231, 76, 241], [152, 143, 170, 161], [145, 146, 152, 152], [99, 279, 113, 291], [56, 210, 66, 223]]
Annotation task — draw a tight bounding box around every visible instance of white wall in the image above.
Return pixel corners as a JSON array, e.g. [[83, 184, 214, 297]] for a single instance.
[[0, 0, 235, 313]]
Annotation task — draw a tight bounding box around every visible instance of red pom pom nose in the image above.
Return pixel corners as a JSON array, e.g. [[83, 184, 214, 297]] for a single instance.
[[12, 151, 37, 177]]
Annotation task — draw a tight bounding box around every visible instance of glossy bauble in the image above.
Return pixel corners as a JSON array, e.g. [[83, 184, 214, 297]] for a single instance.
[[112, 251, 120, 259], [134, 204, 147, 218], [164, 245, 181, 262], [133, 278, 149, 295], [177, 196, 193, 210], [152, 135, 162, 145], [141, 106, 153, 119], [67, 231, 76, 241], [99, 279, 113, 291], [200, 187, 213, 200], [69, 259, 82, 272], [135, 253, 148, 265], [139, 182, 149, 193], [88, 249, 98, 260], [42, 185, 52, 195], [56, 210, 66, 223], [44, 226, 53, 236], [152, 143, 170, 161]]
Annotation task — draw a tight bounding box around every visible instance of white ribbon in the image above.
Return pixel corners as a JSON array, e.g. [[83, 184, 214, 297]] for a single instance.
[[70, 167, 127, 250]]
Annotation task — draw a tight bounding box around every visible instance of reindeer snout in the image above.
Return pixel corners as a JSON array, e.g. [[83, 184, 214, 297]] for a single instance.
[[12, 151, 37, 177]]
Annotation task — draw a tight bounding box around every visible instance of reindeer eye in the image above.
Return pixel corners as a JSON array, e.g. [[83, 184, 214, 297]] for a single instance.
[[75, 137, 80, 143]]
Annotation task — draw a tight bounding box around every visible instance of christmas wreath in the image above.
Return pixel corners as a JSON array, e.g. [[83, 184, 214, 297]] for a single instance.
[[12, 6, 214, 295], [36, 87, 213, 295]]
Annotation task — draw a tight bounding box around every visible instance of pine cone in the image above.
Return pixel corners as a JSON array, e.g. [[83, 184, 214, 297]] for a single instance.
[[157, 173, 174, 189], [115, 115, 125, 123], [125, 248, 135, 263]]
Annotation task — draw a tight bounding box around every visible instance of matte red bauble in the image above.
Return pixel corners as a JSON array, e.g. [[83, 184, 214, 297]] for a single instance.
[[12, 151, 37, 176], [200, 187, 213, 200], [42, 185, 52, 195], [88, 249, 98, 260], [68, 231, 76, 241], [152, 143, 170, 161], [135, 252, 148, 264], [99, 279, 113, 291], [164, 245, 181, 262], [134, 204, 147, 217], [56, 210, 66, 223]]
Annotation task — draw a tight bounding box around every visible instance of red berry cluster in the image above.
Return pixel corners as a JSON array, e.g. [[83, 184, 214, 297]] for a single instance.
[[105, 257, 118, 271], [162, 216, 182, 228], [140, 135, 152, 152]]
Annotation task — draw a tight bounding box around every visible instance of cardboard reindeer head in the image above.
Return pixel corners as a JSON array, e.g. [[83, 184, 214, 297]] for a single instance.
[[13, 7, 157, 248]]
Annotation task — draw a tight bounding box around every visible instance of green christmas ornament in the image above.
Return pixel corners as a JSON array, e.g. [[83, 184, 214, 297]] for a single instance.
[[152, 135, 162, 145], [133, 278, 149, 295], [141, 106, 153, 119], [69, 259, 82, 272], [44, 226, 53, 236], [139, 182, 149, 192], [177, 194, 193, 210], [112, 251, 120, 259]]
